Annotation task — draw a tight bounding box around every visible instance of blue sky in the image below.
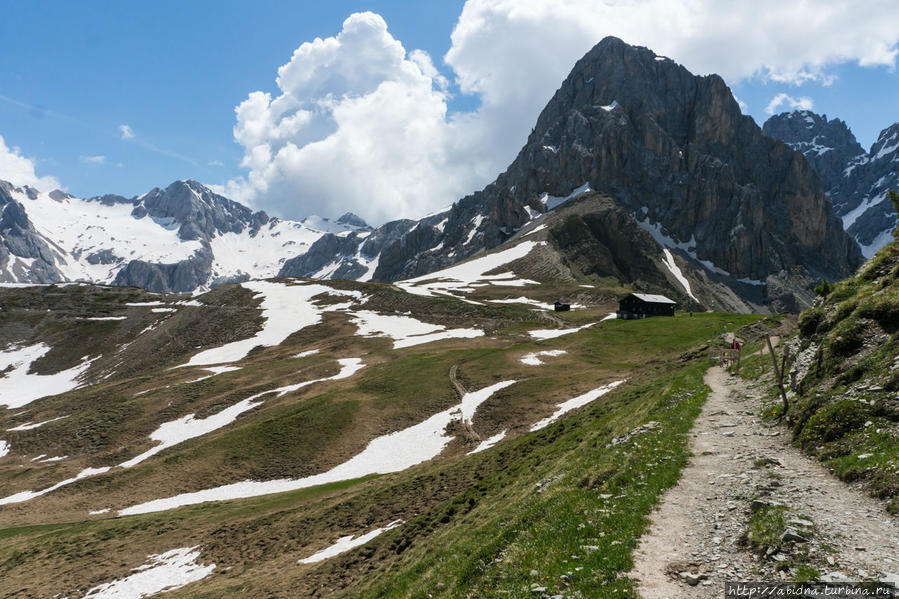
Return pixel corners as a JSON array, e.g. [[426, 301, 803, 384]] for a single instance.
[[0, 1, 467, 199], [1, 1, 897, 223]]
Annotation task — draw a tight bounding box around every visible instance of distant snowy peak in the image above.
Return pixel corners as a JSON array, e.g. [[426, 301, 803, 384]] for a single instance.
[[762, 110, 865, 193], [764, 111, 898, 257], [0, 179, 367, 290]]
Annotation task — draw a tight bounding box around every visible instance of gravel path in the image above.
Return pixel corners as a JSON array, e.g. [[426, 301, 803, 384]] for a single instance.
[[631, 366, 899, 598]]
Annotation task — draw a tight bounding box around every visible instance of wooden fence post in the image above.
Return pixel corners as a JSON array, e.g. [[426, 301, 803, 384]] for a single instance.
[[766, 336, 789, 420]]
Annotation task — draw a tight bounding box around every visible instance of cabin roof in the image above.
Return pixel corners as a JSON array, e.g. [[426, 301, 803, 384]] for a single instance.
[[627, 293, 677, 304]]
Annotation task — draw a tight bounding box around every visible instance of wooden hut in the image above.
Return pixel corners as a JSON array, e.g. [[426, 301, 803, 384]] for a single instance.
[[617, 293, 676, 319]]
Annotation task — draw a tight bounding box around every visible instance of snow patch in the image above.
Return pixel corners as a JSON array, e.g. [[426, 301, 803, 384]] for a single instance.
[[530, 381, 626, 431], [0, 466, 111, 505], [119, 381, 516, 515], [177, 281, 359, 367], [350, 311, 484, 349], [522, 223, 547, 237], [661, 249, 698, 302], [539, 183, 592, 211], [520, 350, 567, 366], [79, 547, 215, 598], [464, 214, 485, 245], [299, 520, 403, 564], [842, 191, 886, 230], [0, 440, 9, 458], [467, 430, 507, 454], [0, 344, 94, 409], [487, 297, 555, 311], [397, 241, 544, 298], [860, 227, 895, 259], [39, 455, 67, 462], [183, 366, 242, 385], [636, 217, 732, 276], [6, 415, 69, 431], [528, 323, 596, 340], [121, 359, 364, 469]]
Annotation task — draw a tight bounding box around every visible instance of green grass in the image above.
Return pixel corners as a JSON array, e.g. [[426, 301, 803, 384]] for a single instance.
[[0, 283, 767, 597], [326, 361, 711, 598], [740, 240, 899, 515]]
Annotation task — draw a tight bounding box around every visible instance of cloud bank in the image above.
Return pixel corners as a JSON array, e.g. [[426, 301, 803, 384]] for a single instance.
[[0, 135, 60, 191], [226, 1, 899, 223]]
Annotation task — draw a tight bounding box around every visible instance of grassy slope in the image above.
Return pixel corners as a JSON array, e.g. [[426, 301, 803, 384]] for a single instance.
[[740, 240, 899, 514], [0, 307, 760, 597]]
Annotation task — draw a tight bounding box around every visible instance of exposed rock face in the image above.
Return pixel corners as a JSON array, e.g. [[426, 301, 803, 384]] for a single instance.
[[109, 180, 273, 291], [762, 111, 865, 195], [278, 218, 415, 280], [0, 182, 65, 283], [360, 37, 861, 310], [134, 180, 269, 241], [336, 212, 370, 229], [548, 195, 678, 294], [112, 246, 215, 292], [0, 38, 866, 308], [764, 111, 899, 256], [0, 179, 367, 292]]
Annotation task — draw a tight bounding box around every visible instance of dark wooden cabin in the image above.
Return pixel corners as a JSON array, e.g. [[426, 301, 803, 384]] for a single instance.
[[617, 293, 677, 319], [554, 301, 571, 312]]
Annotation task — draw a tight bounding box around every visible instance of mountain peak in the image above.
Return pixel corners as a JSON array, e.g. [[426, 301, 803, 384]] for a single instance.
[[871, 122, 899, 157], [336, 212, 370, 228]]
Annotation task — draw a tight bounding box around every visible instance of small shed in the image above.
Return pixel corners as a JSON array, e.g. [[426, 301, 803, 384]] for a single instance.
[[617, 293, 677, 319], [554, 301, 571, 312]]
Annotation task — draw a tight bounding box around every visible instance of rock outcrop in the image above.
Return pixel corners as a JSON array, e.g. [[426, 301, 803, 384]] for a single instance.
[[362, 37, 862, 309], [764, 111, 899, 256]]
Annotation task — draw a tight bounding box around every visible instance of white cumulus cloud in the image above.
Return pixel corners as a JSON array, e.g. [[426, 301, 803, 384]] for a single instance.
[[765, 93, 815, 115], [0, 135, 60, 191], [228, 1, 899, 223], [119, 124, 135, 139], [225, 12, 499, 224]]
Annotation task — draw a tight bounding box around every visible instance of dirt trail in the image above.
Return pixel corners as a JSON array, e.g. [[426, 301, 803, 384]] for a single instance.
[[449, 364, 467, 398], [631, 366, 899, 597]]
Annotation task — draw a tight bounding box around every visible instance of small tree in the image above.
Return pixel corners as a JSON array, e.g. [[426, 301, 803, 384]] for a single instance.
[[814, 278, 832, 297], [890, 189, 899, 238]]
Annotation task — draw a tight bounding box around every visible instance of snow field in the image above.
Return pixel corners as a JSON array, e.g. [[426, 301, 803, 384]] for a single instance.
[[0, 358, 367, 503], [118, 380, 517, 515], [396, 241, 545, 298], [0, 343, 94, 409], [178, 281, 359, 367]]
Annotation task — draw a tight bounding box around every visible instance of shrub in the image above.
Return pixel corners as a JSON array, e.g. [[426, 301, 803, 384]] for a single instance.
[[833, 299, 858, 323], [814, 279, 833, 297], [828, 318, 865, 356], [827, 279, 860, 303], [797, 308, 824, 337], [857, 295, 899, 331], [798, 400, 869, 449]]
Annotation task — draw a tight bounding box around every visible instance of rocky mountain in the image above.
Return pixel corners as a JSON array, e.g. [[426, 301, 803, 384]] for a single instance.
[[1, 38, 864, 312], [0, 179, 367, 291], [764, 111, 899, 257], [311, 36, 860, 311]]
